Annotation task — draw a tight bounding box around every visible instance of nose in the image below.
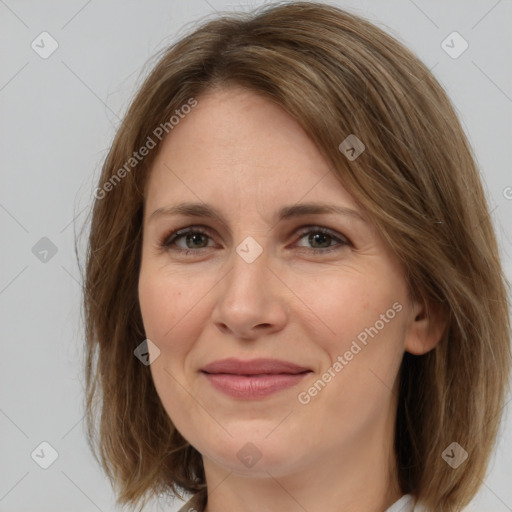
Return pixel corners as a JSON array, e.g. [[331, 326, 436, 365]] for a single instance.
[[210, 244, 288, 340]]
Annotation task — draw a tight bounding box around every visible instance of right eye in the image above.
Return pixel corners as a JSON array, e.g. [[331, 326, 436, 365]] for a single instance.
[[159, 226, 217, 254]]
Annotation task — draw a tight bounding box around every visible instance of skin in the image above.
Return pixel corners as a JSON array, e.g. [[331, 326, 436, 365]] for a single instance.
[[138, 85, 444, 512]]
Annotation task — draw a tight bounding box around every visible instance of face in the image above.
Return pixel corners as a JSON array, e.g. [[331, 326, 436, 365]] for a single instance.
[[138, 85, 424, 479]]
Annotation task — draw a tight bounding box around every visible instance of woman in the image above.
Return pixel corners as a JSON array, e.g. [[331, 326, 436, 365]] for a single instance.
[[82, 2, 511, 511]]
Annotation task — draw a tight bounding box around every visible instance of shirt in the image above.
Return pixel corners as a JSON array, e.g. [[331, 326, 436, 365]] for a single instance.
[[176, 490, 425, 512]]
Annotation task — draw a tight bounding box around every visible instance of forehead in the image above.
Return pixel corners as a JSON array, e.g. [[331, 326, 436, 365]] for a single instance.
[[144, 86, 358, 214]]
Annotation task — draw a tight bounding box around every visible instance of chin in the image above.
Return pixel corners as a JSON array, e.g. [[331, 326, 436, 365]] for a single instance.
[[199, 432, 303, 476]]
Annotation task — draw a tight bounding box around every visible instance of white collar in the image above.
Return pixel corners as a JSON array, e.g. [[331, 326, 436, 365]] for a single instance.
[[177, 491, 423, 512], [385, 494, 423, 512]]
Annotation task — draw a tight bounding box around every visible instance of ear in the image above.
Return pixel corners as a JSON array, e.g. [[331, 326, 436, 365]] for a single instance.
[[405, 299, 447, 356]]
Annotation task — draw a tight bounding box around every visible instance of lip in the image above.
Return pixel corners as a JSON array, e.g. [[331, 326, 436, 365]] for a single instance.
[[200, 358, 312, 399], [200, 357, 311, 375]]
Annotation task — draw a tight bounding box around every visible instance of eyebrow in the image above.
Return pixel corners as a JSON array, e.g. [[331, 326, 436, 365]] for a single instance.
[[148, 201, 368, 225]]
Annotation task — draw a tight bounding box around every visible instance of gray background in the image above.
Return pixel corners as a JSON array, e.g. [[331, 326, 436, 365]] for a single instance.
[[1, 0, 511, 510]]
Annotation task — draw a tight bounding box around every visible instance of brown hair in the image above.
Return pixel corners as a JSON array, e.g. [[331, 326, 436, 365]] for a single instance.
[[82, 2, 511, 511]]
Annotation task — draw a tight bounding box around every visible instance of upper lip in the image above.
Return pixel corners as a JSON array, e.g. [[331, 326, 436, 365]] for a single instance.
[[201, 358, 311, 375]]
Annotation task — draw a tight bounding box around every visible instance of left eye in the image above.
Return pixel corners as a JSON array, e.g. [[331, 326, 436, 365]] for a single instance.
[[167, 230, 213, 250], [294, 227, 349, 252]]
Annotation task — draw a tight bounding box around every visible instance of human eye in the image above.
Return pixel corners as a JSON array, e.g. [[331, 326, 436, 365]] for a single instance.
[[157, 224, 351, 257], [158, 225, 217, 255], [292, 225, 351, 254]]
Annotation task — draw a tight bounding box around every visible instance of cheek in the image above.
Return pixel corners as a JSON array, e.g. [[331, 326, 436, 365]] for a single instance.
[[290, 269, 407, 400], [138, 272, 172, 340], [138, 267, 219, 382], [288, 268, 400, 343], [139, 268, 198, 341], [294, 275, 406, 437], [138, 270, 205, 423]]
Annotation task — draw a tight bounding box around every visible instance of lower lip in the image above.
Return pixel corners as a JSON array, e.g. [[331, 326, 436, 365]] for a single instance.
[[202, 372, 311, 399]]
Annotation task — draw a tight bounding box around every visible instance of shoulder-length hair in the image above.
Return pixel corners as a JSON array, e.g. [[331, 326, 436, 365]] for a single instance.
[[82, 2, 511, 511]]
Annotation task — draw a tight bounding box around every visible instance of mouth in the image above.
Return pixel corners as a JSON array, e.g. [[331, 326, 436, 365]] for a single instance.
[[200, 357, 311, 375], [200, 358, 312, 399]]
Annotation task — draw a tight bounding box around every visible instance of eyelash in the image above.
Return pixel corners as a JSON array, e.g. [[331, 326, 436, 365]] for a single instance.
[[158, 224, 351, 255]]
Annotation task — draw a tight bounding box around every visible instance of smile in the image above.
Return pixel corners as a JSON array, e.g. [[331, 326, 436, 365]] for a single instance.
[[200, 357, 313, 399]]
